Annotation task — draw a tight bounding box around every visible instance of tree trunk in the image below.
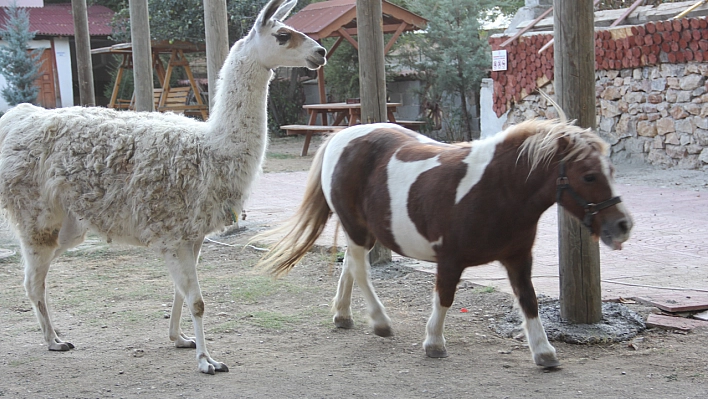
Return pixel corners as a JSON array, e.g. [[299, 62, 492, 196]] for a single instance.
[[203, 0, 229, 110], [129, 0, 154, 112]]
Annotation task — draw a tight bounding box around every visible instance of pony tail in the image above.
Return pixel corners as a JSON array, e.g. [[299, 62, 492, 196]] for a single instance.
[[251, 137, 333, 277]]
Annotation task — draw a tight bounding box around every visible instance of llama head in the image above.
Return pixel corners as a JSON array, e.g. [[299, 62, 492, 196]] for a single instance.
[[251, 0, 326, 70]]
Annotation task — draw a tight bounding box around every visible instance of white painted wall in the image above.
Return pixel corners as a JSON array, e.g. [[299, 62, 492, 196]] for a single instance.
[[480, 78, 507, 139], [53, 37, 74, 108], [0, 0, 43, 7]]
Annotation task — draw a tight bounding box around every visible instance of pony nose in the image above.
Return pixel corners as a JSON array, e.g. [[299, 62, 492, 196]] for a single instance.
[[616, 218, 632, 236]]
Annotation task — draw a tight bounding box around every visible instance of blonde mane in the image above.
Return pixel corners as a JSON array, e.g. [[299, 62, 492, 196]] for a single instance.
[[512, 119, 610, 172]]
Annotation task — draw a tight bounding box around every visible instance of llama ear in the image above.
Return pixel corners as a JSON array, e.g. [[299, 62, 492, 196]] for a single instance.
[[272, 0, 298, 21], [257, 0, 292, 27]]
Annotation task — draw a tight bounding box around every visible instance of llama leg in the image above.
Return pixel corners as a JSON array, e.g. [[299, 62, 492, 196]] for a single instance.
[[165, 241, 227, 374], [168, 240, 204, 348], [423, 265, 461, 358], [503, 255, 559, 368], [22, 240, 74, 351], [332, 237, 356, 329], [53, 214, 87, 259], [345, 242, 392, 337]]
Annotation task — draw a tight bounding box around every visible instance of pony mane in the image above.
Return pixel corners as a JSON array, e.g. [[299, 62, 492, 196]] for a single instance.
[[512, 119, 609, 172]]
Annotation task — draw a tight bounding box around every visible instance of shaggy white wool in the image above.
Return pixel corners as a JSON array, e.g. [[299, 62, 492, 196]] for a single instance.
[[0, 33, 272, 249]]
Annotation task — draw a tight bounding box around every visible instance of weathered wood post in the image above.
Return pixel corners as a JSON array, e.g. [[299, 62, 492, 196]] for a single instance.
[[71, 0, 95, 106], [553, 0, 602, 323], [203, 0, 229, 110], [356, 0, 391, 264], [129, 0, 154, 112]]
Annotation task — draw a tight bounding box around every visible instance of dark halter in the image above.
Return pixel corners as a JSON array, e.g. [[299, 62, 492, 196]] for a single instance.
[[556, 162, 622, 229]]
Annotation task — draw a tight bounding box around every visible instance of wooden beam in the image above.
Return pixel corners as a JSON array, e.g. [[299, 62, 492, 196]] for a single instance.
[[129, 0, 155, 112], [539, 0, 601, 54], [338, 27, 359, 50], [501, 6, 553, 47], [326, 36, 345, 59], [203, 0, 229, 111], [384, 22, 408, 54], [357, 0, 391, 265], [554, 0, 602, 324], [71, 0, 95, 106]]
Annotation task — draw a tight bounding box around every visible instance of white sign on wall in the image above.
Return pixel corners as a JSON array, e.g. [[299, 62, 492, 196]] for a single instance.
[[492, 50, 508, 71]]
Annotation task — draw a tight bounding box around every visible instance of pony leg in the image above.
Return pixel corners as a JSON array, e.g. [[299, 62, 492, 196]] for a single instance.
[[335, 241, 392, 337], [423, 265, 462, 358], [332, 244, 355, 329], [21, 238, 74, 351], [503, 255, 559, 368], [164, 240, 227, 374], [168, 240, 204, 349]]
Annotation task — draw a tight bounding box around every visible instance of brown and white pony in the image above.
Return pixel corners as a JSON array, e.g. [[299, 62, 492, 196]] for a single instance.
[[254, 120, 633, 368]]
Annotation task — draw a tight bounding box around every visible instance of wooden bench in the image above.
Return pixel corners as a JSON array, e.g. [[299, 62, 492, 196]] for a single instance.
[[114, 87, 208, 120], [280, 124, 345, 156], [396, 120, 426, 131]]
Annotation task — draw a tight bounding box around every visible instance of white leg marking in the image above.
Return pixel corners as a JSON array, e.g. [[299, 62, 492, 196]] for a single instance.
[[332, 236, 356, 329], [524, 316, 559, 368], [342, 242, 392, 336], [423, 292, 449, 358]]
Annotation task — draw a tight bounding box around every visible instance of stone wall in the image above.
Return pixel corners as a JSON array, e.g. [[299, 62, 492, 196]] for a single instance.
[[505, 62, 708, 170]]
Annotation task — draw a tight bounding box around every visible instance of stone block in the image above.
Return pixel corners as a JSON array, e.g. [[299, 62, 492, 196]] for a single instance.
[[652, 135, 664, 149], [617, 114, 637, 137], [687, 144, 704, 154], [642, 103, 658, 113], [696, 117, 708, 130], [656, 117, 675, 135], [601, 86, 622, 100], [630, 79, 650, 92], [664, 132, 680, 145], [637, 120, 657, 137], [677, 155, 701, 169], [648, 148, 674, 166], [679, 74, 704, 90], [684, 103, 701, 115], [647, 93, 664, 104], [675, 118, 695, 134], [695, 128, 708, 146], [599, 116, 616, 136], [667, 76, 680, 88], [600, 99, 621, 117], [679, 133, 694, 146], [650, 78, 666, 91], [669, 105, 689, 119], [646, 112, 661, 122], [660, 63, 684, 77], [623, 137, 649, 153], [700, 148, 708, 164], [624, 91, 645, 103], [665, 144, 687, 158]]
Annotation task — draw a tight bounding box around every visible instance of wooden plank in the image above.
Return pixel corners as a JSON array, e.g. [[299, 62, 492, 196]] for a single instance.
[[554, 0, 602, 324], [634, 293, 708, 313], [646, 314, 708, 331]]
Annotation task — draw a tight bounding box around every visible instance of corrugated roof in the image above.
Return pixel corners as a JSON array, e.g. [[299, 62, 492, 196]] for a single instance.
[[285, 0, 426, 40], [0, 4, 114, 37]]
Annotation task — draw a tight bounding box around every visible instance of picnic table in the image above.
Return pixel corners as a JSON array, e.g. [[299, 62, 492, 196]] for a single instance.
[[282, 101, 407, 156]]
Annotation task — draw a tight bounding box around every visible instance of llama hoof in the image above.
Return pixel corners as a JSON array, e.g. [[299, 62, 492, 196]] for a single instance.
[[200, 363, 216, 375], [48, 340, 74, 351], [212, 362, 229, 373], [425, 347, 448, 358], [534, 352, 560, 368], [373, 325, 393, 337], [175, 334, 197, 348], [333, 316, 354, 329]]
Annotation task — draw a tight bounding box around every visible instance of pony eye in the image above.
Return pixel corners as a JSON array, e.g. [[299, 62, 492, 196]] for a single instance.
[[583, 174, 596, 183], [275, 32, 291, 45]]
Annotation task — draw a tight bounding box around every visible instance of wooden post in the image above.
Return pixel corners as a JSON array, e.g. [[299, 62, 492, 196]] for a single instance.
[[71, 0, 95, 106], [553, 0, 602, 324], [129, 0, 154, 112], [203, 0, 229, 110], [357, 0, 391, 265]]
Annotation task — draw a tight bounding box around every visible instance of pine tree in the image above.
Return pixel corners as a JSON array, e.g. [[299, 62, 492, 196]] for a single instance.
[[0, 3, 43, 106]]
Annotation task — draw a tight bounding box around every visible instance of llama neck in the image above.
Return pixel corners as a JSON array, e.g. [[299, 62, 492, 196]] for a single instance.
[[205, 35, 273, 158]]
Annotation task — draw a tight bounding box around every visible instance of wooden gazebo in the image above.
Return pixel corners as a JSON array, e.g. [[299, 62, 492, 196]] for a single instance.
[[285, 0, 427, 103], [92, 40, 209, 119]]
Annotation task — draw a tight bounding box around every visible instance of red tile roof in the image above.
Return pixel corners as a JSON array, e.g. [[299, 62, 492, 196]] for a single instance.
[[0, 4, 114, 37]]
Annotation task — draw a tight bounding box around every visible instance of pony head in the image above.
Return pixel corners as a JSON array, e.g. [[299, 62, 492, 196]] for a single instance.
[[251, 0, 326, 70]]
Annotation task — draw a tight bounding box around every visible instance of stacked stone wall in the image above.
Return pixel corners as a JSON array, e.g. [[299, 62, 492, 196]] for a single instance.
[[505, 63, 708, 169]]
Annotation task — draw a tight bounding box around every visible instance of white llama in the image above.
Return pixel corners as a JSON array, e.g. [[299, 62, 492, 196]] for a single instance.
[[0, 0, 325, 375]]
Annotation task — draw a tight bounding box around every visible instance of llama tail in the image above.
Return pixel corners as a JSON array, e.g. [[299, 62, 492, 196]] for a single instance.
[[251, 136, 333, 277]]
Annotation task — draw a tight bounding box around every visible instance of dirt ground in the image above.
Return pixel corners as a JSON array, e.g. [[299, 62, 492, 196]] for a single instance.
[[0, 134, 706, 399]]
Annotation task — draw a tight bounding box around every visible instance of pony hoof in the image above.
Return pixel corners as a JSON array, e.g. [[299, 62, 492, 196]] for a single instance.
[[373, 325, 393, 337], [425, 347, 448, 358], [48, 341, 74, 351], [534, 352, 560, 368], [334, 316, 354, 329], [213, 362, 229, 372]]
